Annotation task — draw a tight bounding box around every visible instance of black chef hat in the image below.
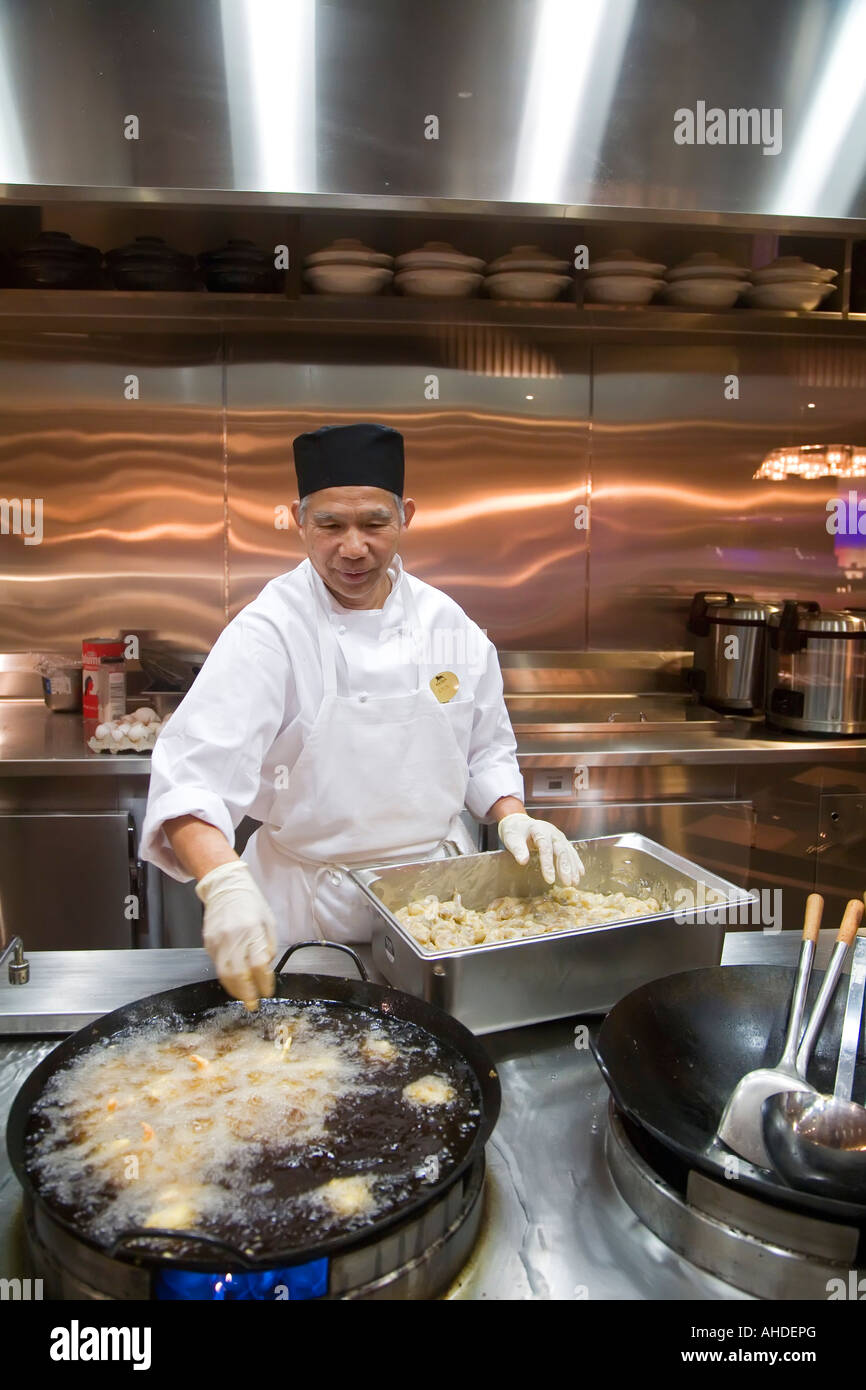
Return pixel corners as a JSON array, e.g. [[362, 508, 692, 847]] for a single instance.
[[293, 422, 405, 499]]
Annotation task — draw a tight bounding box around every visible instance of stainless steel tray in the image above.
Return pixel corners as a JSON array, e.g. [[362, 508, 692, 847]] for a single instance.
[[351, 833, 754, 1034]]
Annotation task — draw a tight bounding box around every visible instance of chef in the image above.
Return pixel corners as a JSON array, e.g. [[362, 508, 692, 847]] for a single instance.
[[141, 422, 584, 1007]]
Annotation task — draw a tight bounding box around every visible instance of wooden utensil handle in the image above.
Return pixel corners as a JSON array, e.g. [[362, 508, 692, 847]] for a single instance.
[[837, 898, 865, 945], [803, 893, 824, 943]]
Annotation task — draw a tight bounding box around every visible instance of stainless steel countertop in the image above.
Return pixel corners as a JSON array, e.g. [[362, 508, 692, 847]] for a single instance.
[[2, 699, 865, 775], [515, 717, 866, 764], [0, 931, 817, 1299], [0, 949, 217, 1033], [0, 701, 151, 775]]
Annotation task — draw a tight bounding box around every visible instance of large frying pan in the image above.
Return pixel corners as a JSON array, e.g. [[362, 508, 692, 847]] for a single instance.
[[7, 942, 501, 1273], [592, 963, 866, 1226]]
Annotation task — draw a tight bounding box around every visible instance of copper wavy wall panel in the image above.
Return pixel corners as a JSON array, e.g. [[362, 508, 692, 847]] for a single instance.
[[1, 329, 866, 654], [225, 330, 590, 648], [590, 340, 866, 648], [0, 334, 225, 650]]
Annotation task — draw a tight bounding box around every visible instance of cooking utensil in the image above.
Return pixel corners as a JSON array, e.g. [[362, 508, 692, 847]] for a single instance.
[[750, 256, 837, 285], [744, 281, 835, 311], [716, 893, 823, 1166], [304, 239, 393, 269], [584, 249, 666, 277], [483, 271, 571, 301], [394, 268, 483, 298], [583, 275, 663, 305], [395, 242, 485, 273], [352, 833, 750, 1033], [664, 252, 750, 281], [303, 264, 392, 295], [790, 899, 864, 1076], [14, 230, 103, 289], [197, 239, 283, 293], [485, 244, 571, 274], [660, 279, 749, 308], [763, 932, 866, 1201], [592, 956, 866, 1225], [766, 601, 866, 735], [7, 941, 500, 1274], [105, 236, 197, 291], [686, 591, 779, 713]]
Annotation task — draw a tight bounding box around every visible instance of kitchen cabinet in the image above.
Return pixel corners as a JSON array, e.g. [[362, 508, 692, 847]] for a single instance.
[[0, 811, 141, 949]]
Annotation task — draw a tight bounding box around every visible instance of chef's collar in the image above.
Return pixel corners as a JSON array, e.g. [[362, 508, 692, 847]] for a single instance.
[[311, 553, 404, 615]]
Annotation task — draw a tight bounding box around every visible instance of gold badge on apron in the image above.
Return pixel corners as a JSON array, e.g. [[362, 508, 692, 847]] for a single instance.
[[430, 671, 459, 703]]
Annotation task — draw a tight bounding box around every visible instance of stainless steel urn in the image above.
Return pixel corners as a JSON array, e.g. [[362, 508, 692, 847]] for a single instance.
[[766, 601, 866, 735], [686, 591, 779, 713]]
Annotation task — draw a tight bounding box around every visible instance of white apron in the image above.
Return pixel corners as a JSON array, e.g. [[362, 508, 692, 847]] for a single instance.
[[241, 564, 476, 944]]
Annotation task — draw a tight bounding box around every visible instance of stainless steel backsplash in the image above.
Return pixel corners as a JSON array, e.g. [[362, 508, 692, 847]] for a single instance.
[[1, 327, 865, 652]]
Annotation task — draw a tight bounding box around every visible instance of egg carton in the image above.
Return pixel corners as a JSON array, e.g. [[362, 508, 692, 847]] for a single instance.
[[87, 706, 169, 754]]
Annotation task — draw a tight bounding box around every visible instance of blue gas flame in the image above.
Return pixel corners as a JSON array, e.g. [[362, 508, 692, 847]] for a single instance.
[[156, 1259, 329, 1300]]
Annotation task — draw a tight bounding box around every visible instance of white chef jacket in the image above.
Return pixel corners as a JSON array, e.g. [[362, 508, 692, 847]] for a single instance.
[[141, 554, 524, 881]]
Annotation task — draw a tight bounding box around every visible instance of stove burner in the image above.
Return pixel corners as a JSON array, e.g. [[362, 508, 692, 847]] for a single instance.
[[605, 1101, 862, 1300], [155, 1260, 329, 1301], [21, 1157, 486, 1301]]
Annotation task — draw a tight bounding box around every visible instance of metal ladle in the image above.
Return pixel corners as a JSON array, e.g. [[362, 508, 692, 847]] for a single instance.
[[763, 930, 866, 1202]]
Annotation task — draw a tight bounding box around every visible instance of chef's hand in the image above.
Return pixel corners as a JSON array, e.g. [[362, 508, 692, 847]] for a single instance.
[[498, 813, 585, 887], [195, 860, 277, 1010]]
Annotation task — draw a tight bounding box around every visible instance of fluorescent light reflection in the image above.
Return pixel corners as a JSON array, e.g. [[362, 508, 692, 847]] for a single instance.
[[0, 8, 28, 181], [510, 0, 636, 203], [773, 0, 866, 214], [220, 0, 317, 193]]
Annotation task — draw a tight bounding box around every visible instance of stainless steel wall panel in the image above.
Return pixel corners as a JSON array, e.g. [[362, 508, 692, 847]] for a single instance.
[[815, 792, 866, 922], [526, 800, 753, 892], [0, 0, 865, 222], [0, 333, 225, 650], [225, 329, 589, 647], [735, 759, 821, 931], [589, 340, 866, 650]]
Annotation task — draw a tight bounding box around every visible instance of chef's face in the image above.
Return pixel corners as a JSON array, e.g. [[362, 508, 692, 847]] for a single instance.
[[292, 486, 415, 607]]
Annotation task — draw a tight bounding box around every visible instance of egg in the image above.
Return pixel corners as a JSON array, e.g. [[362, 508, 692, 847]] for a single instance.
[[133, 707, 158, 725], [94, 723, 109, 739]]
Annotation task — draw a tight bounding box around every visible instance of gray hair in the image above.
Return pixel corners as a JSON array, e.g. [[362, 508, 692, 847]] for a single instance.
[[298, 492, 405, 525]]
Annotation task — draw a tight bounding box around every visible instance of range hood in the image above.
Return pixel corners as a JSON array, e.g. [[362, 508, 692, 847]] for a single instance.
[[0, 0, 865, 227]]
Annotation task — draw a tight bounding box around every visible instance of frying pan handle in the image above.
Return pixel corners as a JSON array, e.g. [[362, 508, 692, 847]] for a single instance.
[[274, 939, 369, 981], [108, 1227, 257, 1268]]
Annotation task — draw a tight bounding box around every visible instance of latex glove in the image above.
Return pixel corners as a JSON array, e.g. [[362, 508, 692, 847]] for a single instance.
[[195, 860, 277, 1010], [498, 813, 585, 887]]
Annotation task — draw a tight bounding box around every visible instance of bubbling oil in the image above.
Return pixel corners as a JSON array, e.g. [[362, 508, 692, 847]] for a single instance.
[[25, 1001, 481, 1256]]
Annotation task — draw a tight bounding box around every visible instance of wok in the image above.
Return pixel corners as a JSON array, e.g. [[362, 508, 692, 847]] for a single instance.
[[6, 942, 501, 1273], [592, 963, 866, 1225]]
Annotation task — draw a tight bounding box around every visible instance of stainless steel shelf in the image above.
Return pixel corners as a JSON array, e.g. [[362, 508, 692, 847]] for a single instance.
[[0, 289, 864, 337], [1, 181, 865, 236]]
